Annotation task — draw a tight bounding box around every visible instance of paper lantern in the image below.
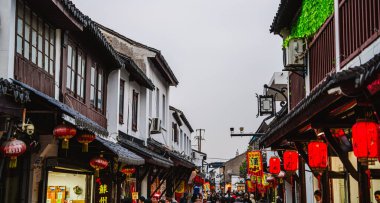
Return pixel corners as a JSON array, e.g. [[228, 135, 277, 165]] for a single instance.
[[283, 150, 298, 173], [0, 138, 27, 168], [352, 120, 380, 163], [53, 124, 76, 149], [308, 140, 328, 171], [331, 128, 345, 138], [121, 166, 136, 176], [269, 156, 281, 175], [90, 154, 108, 177], [77, 133, 96, 152]]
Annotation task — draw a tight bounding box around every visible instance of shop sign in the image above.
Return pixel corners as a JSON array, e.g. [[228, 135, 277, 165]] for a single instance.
[[175, 181, 185, 193], [132, 192, 139, 200], [246, 151, 263, 176], [95, 177, 112, 203], [203, 182, 210, 192]]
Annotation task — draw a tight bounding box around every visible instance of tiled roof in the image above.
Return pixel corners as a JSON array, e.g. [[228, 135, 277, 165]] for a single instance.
[[169, 106, 194, 133], [270, 0, 302, 34], [259, 53, 380, 147], [60, 0, 124, 68]]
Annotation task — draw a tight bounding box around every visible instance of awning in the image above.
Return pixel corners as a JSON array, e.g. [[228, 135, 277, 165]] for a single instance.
[[118, 137, 173, 168], [95, 137, 145, 165], [12, 79, 108, 137], [259, 53, 380, 147], [147, 138, 195, 169]]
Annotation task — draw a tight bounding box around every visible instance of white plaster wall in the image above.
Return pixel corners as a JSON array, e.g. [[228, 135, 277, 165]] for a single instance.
[[126, 81, 144, 141], [169, 109, 193, 156], [0, 0, 16, 79], [107, 69, 121, 141], [118, 69, 130, 136]]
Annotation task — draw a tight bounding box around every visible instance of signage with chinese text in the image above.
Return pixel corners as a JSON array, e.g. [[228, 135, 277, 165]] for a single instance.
[[246, 151, 263, 177], [95, 176, 112, 203]]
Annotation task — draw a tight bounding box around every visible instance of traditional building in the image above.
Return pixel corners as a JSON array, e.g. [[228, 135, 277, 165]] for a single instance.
[[257, 0, 380, 203]]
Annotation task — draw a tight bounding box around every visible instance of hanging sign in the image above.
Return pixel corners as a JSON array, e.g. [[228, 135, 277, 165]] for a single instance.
[[95, 177, 112, 203], [203, 182, 210, 192], [132, 192, 139, 200], [246, 151, 263, 177]]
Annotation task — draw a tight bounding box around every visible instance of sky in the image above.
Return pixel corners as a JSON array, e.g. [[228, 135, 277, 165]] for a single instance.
[[71, 0, 283, 161]]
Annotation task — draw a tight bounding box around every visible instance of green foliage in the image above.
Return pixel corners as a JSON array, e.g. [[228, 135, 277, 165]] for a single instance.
[[239, 160, 247, 178], [284, 0, 334, 47]]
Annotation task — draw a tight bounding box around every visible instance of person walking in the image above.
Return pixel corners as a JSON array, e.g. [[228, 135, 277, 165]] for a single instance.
[[375, 190, 380, 203]]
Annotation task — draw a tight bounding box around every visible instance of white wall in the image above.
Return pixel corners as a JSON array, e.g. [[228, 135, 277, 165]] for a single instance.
[[169, 108, 193, 156], [0, 0, 16, 79], [107, 69, 121, 141]]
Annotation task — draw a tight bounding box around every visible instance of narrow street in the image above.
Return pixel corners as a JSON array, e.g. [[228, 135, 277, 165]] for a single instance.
[[0, 0, 380, 203]]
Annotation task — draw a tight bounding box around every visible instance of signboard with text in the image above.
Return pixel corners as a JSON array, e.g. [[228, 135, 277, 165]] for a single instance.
[[246, 151, 263, 177], [95, 176, 112, 203]]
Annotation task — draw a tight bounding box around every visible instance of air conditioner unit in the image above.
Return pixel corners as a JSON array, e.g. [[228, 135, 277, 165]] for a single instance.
[[284, 38, 306, 68], [191, 151, 195, 159], [150, 118, 161, 134]]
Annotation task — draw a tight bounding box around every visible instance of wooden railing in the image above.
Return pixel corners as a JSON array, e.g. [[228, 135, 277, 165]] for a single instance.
[[339, 0, 380, 67], [309, 16, 336, 90]]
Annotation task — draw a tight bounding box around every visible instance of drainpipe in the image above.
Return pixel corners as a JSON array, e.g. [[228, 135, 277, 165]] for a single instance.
[[334, 0, 341, 71]]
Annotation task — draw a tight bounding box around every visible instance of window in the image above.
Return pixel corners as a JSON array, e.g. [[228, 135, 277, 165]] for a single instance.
[[156, 88, 160, 118], [132, 90, 139, 132], [90, 63, 105, 112], [16, 0, 55, 74], [173, 123, 178, 143], [149, 90, 153, 117], [66, 44, 85, 100], [184, 134, 187, 153], [180, 129, 183, 146], [162, 94, 166, 126], [119, 80, 125, 124]]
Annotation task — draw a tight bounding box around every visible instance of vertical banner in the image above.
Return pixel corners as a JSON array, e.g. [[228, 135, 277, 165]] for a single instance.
[[246, 150, 263, 177], [203, 182, 210, 192], [95, 176, 112, 203]]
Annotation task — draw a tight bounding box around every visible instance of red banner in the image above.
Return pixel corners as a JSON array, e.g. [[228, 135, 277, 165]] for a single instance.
[[246, 151, 263, 177]]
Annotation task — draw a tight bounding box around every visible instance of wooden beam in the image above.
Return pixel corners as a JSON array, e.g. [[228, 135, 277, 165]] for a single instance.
[[311, 122, 353, 129], [358, 161, 370, 203], [150, 168, 172, 198], [323, 128, 359, 181], [322, 170, 330, 203], [298, 157, 306, 203]]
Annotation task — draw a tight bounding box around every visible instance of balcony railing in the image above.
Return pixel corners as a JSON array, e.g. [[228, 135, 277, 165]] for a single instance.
[[339, 0, 380, 66], [309, 16, 336, 90]]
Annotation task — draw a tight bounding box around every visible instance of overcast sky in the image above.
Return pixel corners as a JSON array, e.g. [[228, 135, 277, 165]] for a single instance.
[[71, 0, 283, 161]]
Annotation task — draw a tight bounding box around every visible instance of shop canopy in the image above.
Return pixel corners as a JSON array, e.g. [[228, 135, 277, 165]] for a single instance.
[[95, 136, 145, 165], [147, 138, 195, 169], [259, 53, 380, 147], [12, 79, 108, 137], [118, 136, 174, 168]]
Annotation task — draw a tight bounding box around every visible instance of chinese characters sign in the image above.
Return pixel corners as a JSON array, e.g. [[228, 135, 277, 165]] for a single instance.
[[246, 151, 263, 177], [95, 177, 112, 203]]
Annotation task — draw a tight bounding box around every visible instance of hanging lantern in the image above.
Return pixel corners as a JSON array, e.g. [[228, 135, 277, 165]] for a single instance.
[[76, 133, 96, 152], [121, 166, 136, 177], [53, 124, 76, 149], [352, 120, 380, 163], [283, 150, 298, 173], [90, 154, 109, 177], [331, 128, 345, 138], [269, 156, 281, 175], [0, 138, 27, 168], [308, 140, 328, 171]]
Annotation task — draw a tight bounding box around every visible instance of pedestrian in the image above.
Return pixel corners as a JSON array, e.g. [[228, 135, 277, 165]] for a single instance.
[[275, 196, 283, 203], [180, 192, 188, 203], [242, 193, 252, 203], [375, 190, 380, 203], [249, 194, 256, 203], [314, 190, 322, 203], [139, 196, 147, 203]]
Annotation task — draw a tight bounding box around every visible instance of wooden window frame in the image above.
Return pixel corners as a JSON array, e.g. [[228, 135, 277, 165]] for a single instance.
[[89, 62, 105, 113], [15, 0, 55, 75], [173, 123, 178, 143], [66, 43, 86, 101], [119, 80, 125, 124], [132, 90, 139, 132]]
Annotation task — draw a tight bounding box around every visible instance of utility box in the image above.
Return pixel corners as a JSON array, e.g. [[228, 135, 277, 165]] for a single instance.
[[284, 38, 306, 67]]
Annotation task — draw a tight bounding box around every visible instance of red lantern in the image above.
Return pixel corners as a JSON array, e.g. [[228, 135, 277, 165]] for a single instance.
[[269, 156, 281, 175], [53, 124, 76, 149], [1, 138, 27, 168], [308, 140, 328, 171], [283, 150, 298, 173], [121, 166, 136, 177], [90, 154, 108, 177], [331, 128, 345, 138], [77, 133, 96, 152], [352, 120, 380, 163]]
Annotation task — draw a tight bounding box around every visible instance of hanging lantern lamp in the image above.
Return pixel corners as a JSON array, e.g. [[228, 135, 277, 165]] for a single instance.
[[269, 156, 281, 175], [1, 138, 27, 168], [121, 166, 136, 177], [352, 120, 380, 163], [308, 140, 328, 171], [283, 150, 298, 173], [53, 123, 76, 149], [90, 154, 109, 177], [77, 132, 96, 152]]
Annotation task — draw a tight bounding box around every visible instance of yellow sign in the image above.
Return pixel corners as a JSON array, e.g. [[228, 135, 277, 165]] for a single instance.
[[246, 151, 263, 176], [132, 192, 139, 200], [262, 174, 269, 186], [175, 181, 185, 193], [203, 182, 210, 191]]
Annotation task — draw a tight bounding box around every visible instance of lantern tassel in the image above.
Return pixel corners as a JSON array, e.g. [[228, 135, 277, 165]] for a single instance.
[[9, 157, 17, 168], [62, 138, 69, 149], [82, 143, 89, 152], [317, 173, 322, 190], [365, 169, 371, 189]]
